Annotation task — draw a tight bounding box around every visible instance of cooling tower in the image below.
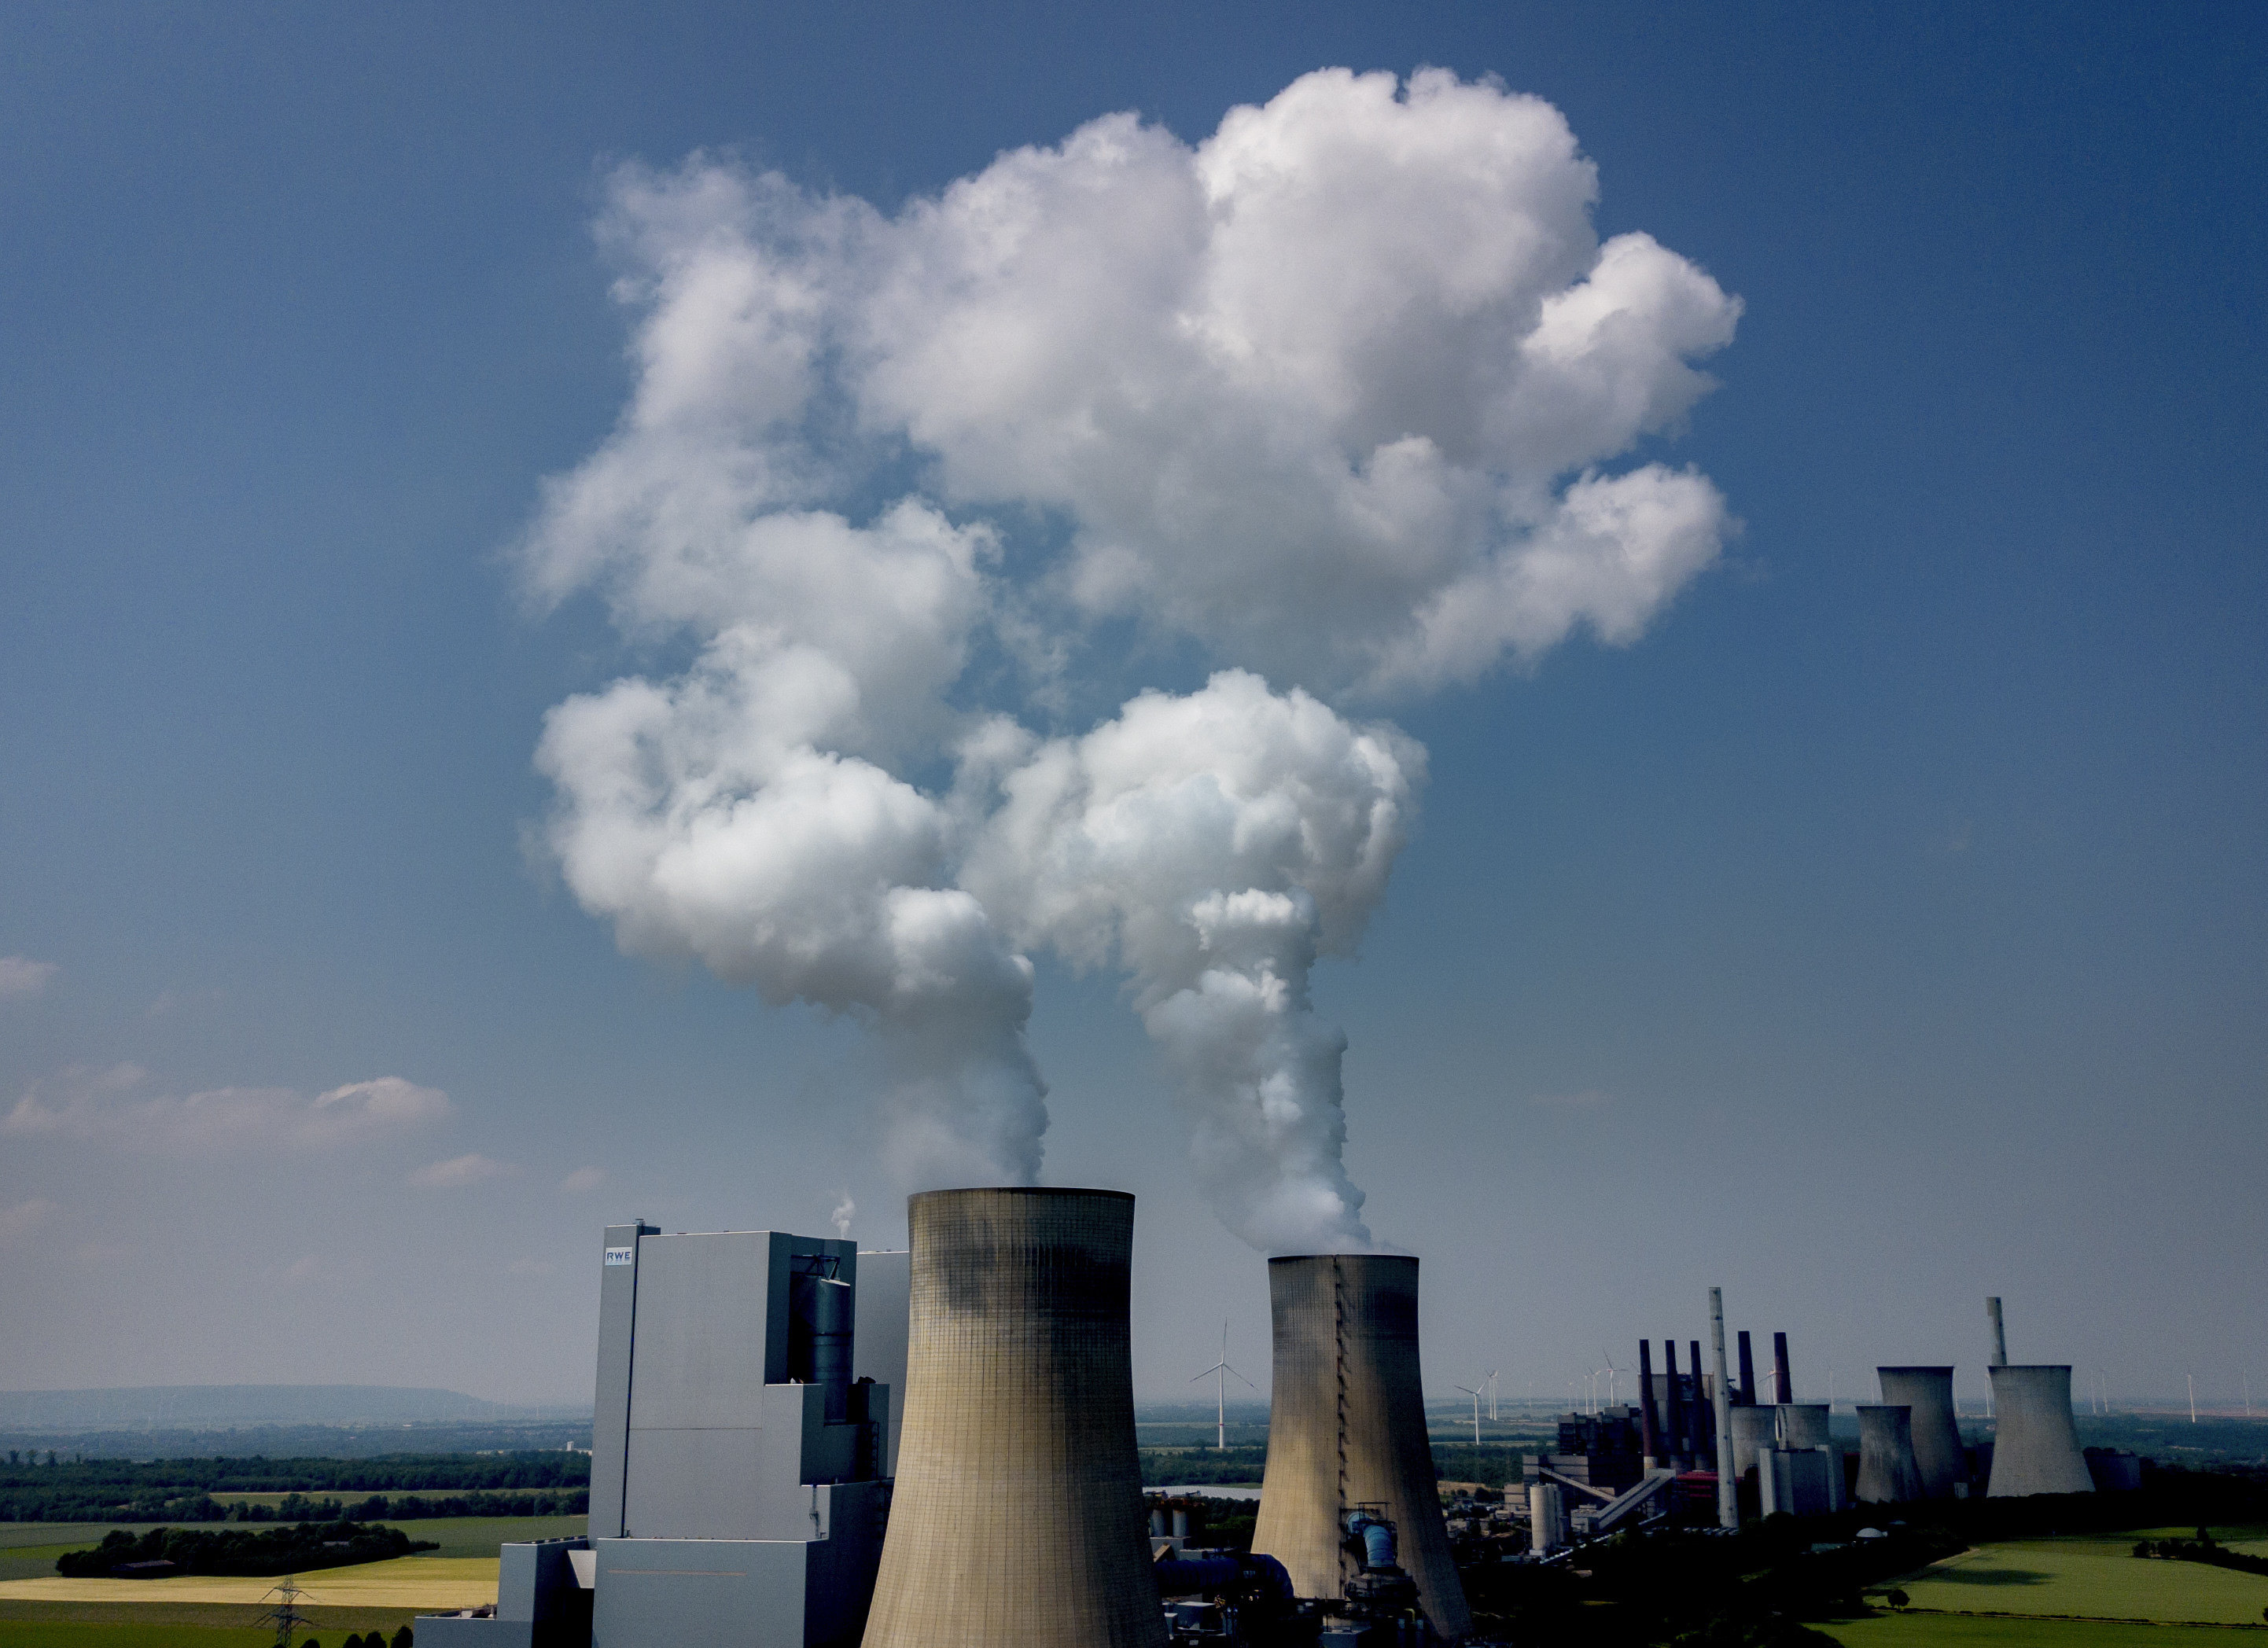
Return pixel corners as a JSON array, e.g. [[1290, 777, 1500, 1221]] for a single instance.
[[1877, 1367, 1965, 1499], [1252, 1255, 1472, 1642], [1727, 1404, 1778, 1475], [1778, 1403, 1832, 1451], [1985, 1365, 2095, 1498], [860, 1188, 1165, 1648], [1854, 1405, 1926, 1503]]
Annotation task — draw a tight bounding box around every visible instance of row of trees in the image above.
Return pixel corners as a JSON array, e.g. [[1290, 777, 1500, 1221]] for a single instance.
[[0, 1451, 589, 1493], [57, 1521, 438, 1578], [2, 1486, 587, 1524]]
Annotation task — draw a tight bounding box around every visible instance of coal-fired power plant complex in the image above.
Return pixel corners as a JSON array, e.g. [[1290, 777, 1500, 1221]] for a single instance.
[[416, 1207, 2125, 1648]]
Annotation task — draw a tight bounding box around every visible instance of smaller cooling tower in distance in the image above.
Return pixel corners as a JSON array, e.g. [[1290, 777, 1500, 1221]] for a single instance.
[[860, 1188, 1164, 1648], [1854, 1406, 1926, 1503], [1877, 1367, 1965, 1499], [1252, 1255, 1472, 1641], [1727, 1405, 1777, 1476], [1986, 1366, 2095, 1498], [1777, 1404, 1832, 1451]]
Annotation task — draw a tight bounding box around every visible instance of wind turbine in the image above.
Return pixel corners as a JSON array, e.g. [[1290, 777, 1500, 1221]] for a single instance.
[[1486, 1369, 1500, 1422], [1600, 1351, 1620, 1410], [2188, 1369, 2198, 1425], [1190, 1322, 1256, 1451], [1456, 1383, 1483, 1445]]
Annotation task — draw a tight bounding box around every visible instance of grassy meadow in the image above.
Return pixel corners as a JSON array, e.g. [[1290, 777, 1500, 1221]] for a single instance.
[[0, 1517, 580, 1647]]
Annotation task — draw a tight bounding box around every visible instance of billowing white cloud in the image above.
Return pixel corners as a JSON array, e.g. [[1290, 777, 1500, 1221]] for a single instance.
[[0, 957, 58, 999], [409, 1153, 513, 1189], [3, 1067, 450, 1153], [523, 68, 1736, 1245], [560, 1166, 607, 1194]]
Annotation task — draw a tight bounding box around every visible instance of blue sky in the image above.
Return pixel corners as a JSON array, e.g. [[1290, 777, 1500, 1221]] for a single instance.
[[2, 2, 2261, 1407]]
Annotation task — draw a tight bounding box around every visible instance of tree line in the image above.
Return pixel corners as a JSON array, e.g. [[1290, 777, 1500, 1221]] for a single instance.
[[2, 1485, 587, 1524]]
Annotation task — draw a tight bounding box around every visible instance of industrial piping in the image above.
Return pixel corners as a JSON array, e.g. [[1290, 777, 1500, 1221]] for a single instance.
[[1251, 1254, 1472, 1641], [1877, 1367, 1966, 1499], [1854, 1405, 1927, 1504], [1985, 1366, 2094, 1497], [860, 1188, 1165, 1648]]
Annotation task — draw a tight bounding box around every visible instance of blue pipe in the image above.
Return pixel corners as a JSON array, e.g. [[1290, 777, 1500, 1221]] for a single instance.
[[1346, 1512, 1396, 1570]]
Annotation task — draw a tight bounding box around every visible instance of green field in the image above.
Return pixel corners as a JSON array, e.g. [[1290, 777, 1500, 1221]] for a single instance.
[[1818, 1521, 2268, 1648], [0, 1514, 577, 1647], [1824, 1613, 2265, 1648]]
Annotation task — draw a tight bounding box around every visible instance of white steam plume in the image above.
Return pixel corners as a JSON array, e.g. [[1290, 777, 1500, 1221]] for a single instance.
[[962, 672, 1421, 1250], [524, 68, 1737, 1244]]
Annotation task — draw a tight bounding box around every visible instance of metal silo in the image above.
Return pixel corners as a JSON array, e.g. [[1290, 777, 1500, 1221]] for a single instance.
[[1250, 1254, 1471, 1642], [1876, 1367, 1965, 1499], [1854, 1405, 1926, 1503], [1985, 1366, 2095, 1497], [860, 1188, 1165, 1648]]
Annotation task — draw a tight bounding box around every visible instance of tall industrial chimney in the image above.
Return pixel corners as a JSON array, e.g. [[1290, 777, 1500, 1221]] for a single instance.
[[1709, 1289, 1736, 1529], [1854, 1405, 1926, 1503], [1877, 1367, 1965, 1499], [1637, 1340, 1661, 1466], [1736, 1331, 1758, 1407], [1772, 1332, 1793, 1406], [1662, 1340, 1690, 1466], [860, 1188, 1165, 1648], [1985, 1366, 2094, 1497], [1986, 1297, 2008, 1367], [1252, 1255, 1471, 1641]]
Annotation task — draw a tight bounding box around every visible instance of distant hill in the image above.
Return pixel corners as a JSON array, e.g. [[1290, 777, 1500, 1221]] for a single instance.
[[0, 1385, 588, 1431]]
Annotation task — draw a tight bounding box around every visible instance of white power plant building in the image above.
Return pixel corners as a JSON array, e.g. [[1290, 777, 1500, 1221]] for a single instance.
[[422, 1223, 908, 1648]]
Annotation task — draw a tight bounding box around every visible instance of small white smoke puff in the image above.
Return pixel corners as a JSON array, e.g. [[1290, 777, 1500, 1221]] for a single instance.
[[831, 1193, 856, 1238], [525, 68, 1736, 1248]]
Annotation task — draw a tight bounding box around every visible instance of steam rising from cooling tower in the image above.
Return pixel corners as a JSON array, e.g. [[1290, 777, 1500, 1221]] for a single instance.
[[862, 1188, 1163, 1648], [521, 68, 1738, 1245]]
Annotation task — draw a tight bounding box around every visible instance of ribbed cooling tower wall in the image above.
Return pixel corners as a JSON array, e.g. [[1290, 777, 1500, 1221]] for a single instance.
[[1854, 1405, 1926, 1503], [1778, 1404, 1832, 1451], [1877, 1367, 1964, 1499], [1986, 1365, 2095, 1498], [860, 1188, 1165, 1648], [1252, 1255, 1472, 1641]]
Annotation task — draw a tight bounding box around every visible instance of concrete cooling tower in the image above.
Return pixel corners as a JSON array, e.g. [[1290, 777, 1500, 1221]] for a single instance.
[[1877, 1367, 1965, 1499], [1854, 1406, 1926, 1504], [1777, 1404, 1832, 1451], [1986, 1365, 2095, 1498], [1251, 1255, 1472, 1642], [1727, 1404, 1777, 1475], [860, 1188, 1165, 1648]]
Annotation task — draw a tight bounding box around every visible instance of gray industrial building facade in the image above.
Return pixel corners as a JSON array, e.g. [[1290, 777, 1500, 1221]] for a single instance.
[[422, 1226, 909, 1648]]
